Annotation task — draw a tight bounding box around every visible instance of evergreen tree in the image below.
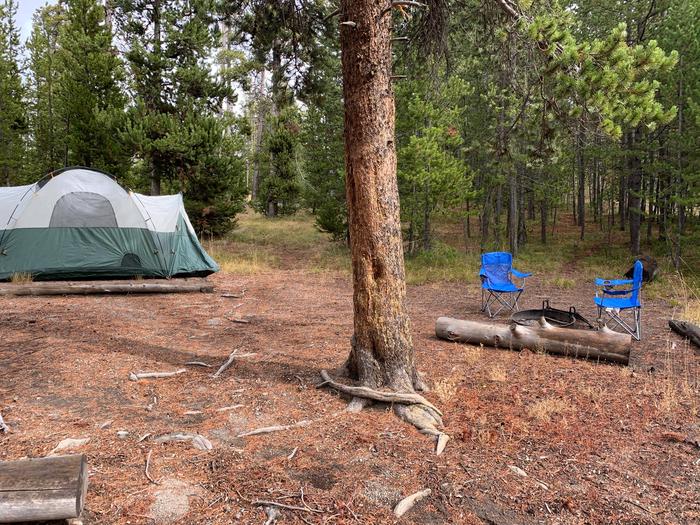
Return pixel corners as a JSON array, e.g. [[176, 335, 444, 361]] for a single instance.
[[0, 0, 27, 185], [113, 0, 246, 235], [26, 3, 67, 176], [56, 0, 127, 175]]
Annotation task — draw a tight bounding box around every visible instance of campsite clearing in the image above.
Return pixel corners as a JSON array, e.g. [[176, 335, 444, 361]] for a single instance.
[[1, 256, 698, 524]]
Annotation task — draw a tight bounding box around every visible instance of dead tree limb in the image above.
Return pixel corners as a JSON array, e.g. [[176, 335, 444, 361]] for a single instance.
[[129, 369, 187, 381], [0, 278, 213, 296], [435, 317, 631, 364], [144, 449, 159, 485], [185, 361, 213, 368], [253, 500, 324, 514], [237, 421, 312, 438], [212, 350, 257, 378], [668, 320, 700, 350]]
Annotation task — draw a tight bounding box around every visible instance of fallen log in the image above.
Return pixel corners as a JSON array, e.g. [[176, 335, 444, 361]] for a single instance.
[[435, 317, 631, 365], [0, 454, 88, 523], [668, 320, 700, 350], [0, 278, 214, 297]]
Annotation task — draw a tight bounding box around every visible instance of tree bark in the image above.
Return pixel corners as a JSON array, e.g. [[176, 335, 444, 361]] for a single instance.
[[339, 0, 422, 393], [628, 128, 643, 254]]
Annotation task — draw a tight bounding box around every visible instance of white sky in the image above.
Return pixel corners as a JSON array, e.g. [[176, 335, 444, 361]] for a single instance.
[[18, 0, 55, 42]]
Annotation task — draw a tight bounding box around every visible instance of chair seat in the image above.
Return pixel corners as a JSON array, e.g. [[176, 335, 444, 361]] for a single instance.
[[482, 281, 523, 293], [594, 296, 640, 309]]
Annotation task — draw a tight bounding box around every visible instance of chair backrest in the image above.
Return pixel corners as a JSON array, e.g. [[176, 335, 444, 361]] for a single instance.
[[630, 259, 643, 305], [481, 251, 513, 285]]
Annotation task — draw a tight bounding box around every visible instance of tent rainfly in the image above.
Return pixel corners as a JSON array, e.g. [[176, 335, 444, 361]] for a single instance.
[[0, 167, 218, 280]]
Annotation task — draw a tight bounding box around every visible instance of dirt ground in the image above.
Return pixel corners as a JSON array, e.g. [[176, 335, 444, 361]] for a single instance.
[[1, 266, 698, 524]]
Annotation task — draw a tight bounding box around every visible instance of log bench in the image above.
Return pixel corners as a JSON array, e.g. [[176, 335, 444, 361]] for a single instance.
[[0, 455, 87, 523]]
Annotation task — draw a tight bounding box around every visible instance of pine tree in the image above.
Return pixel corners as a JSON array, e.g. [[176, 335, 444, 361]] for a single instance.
[[26, 3, 67, 176], [113, 0, 246, 235], [57, 0, 128, 175], [0, 0, 27, 185]]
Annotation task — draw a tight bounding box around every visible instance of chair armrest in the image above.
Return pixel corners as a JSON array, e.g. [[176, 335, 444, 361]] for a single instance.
[[595, 278, 633, 287], [512, 269, 531, 278]]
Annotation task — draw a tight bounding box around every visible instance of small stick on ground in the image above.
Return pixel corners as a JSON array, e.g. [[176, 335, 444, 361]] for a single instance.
[[238, 420, 312, 438], [253, 500, 324, 514], [221, 289, 246, 299], [226, 317, 250, 324], [287, 447, 298, 460], [129, 369, 186, 381], [216, 405, 244, 412], [144, 449, 159, 485], [393, 488, 431, 518], [212, 350, 257, 379], [185, 361, 213, 368]]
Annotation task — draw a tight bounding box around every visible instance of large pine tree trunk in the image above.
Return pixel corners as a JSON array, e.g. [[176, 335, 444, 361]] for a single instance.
[[339, 0, 422, 393]]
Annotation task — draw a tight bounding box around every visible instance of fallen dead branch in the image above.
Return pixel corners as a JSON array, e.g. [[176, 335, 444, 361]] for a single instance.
[[287, 447, 298, 460], [394, 488, 431, 518], [154, 432, 213, 450], [144, 449, 159, 485], [318, 370, 442, 417], [253, 499, 324, 514], [212, 349, 257, 378], [129, 369, 187, 381], [226, 317, 250, 324], [0, 412, 9, 433], [221, 289, 246, 299], [185, 361, 213, 368], [216, 404, 244, 412], [0, 278, 214, 296], [237, 420, 312, 438]]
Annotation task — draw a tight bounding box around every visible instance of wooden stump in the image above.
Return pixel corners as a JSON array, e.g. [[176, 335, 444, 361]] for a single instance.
[[435, 317, 631, 365], [0, 454, 88, 523]]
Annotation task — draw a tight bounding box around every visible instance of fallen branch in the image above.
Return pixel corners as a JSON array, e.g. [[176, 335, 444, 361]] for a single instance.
[[212, 350, 257, 378], [226, 317, 250, 324], [253, 500, 323, 514], [238, 420, 312, 438], [185, 361, 213, 368], [144, 449, 159, 485], [319, 370, 442, 417], [154, 432, 213, 450], [394, 488, 431, 518], [216, 404, 244, 412], [129, 369, 187, 381], [287, 447, 298, 460], [221, 289, 246, 299], [0, 412, 9, 433], [668, 320, 700, 350], [0, 278, 213, 296]]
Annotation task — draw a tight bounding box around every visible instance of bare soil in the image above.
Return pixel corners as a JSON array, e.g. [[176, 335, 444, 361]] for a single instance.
[[1, 267, 698, 524]]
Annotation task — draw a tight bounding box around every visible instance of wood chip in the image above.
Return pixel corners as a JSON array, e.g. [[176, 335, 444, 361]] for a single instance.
[[0, 412, 9, 433]]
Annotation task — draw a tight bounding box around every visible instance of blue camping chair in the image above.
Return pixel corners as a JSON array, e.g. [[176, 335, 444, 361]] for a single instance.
[[594, 259, 643, 340], [479, 252, 531, 318]]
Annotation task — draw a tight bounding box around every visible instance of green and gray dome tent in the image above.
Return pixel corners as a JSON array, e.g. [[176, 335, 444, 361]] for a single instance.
[[0, 167, 218, 280]]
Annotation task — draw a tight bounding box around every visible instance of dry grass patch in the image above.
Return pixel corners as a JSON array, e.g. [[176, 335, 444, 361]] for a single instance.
[[433, 369, 466, 402], [487, 364, 507, 382], [10, 272, 33, 283], [528, 397, 571, 422]]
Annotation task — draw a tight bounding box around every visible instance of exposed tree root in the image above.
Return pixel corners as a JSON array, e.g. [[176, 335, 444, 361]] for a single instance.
[[319, 370, 442, 416], [319, 370, 449, 454]]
